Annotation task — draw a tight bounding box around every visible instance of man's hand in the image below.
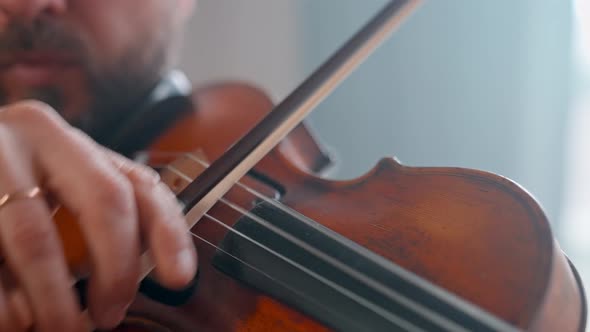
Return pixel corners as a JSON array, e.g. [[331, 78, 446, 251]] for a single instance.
[[0, 100, 197, 331]]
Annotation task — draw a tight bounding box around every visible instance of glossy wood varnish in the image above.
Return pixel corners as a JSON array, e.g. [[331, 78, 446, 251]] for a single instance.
[[56, 83, 585, 331]]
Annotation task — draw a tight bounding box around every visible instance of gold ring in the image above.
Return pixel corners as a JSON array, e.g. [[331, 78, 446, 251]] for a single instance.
[[0, 187, 43, 210]]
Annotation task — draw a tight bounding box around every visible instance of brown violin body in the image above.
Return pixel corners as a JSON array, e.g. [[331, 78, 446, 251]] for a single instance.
[[58, 83, 586, 331]]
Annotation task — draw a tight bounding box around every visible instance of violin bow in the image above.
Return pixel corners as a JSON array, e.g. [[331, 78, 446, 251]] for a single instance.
[[176, 0, 422, 224], [80, 2, 421, 329], [111, 0, 423, 312]]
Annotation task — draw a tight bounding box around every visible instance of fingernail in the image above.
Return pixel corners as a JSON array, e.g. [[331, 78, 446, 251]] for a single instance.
[[136, 166, 160, 185], [9, 290, 33, 330], [176, 247, 196, 278], [103, 303, 129, 326]]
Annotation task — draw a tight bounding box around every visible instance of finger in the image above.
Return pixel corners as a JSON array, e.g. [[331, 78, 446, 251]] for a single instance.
[[0, 128, 81, 332], [7, 289, 34, 331], [40, 138, 140, 328], [0, 199, 81, 332], [1, 102, 140, 328], [109, 152, 197, 289], [0, 277, 18, 331], [0, 265, 36, 330]]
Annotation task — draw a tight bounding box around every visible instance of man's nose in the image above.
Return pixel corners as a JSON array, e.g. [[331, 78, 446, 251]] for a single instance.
[[0, 0, 66, 22]]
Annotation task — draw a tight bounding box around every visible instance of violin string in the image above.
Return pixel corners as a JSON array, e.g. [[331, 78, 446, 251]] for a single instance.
[[151, 151, 510, 331], [194, 213, 424, 332], [186, 225, 361, 330], [164, 156, 469, 331], [181, 153, 484, 327], [213, 198, 467, 332]]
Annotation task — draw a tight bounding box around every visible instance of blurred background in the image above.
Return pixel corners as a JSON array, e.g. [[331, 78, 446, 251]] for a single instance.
[[180, 0, 589, 308]]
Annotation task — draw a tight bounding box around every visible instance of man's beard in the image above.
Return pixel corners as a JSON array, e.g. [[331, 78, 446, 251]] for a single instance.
[[0, 16, 173, 140]]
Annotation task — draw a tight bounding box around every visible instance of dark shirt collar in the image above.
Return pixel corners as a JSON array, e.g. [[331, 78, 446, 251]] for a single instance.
[[96, 70, 194, 157]]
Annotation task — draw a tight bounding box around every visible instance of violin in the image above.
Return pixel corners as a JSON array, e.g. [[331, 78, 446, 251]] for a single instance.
[[54, 1, 587, 331]]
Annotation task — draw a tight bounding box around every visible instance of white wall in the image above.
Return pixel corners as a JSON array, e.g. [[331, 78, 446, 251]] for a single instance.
[[179, 0, 300, 102], [297, 0, 573, 228], [180, 0, 573, 229]]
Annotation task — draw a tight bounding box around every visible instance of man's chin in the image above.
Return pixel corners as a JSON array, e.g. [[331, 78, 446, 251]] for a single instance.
[[0, 70, 93, 121], [3, 64, 64, 88]]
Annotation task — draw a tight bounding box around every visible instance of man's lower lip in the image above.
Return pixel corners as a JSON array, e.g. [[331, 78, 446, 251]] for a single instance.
[[3, 63, 69, 87]]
